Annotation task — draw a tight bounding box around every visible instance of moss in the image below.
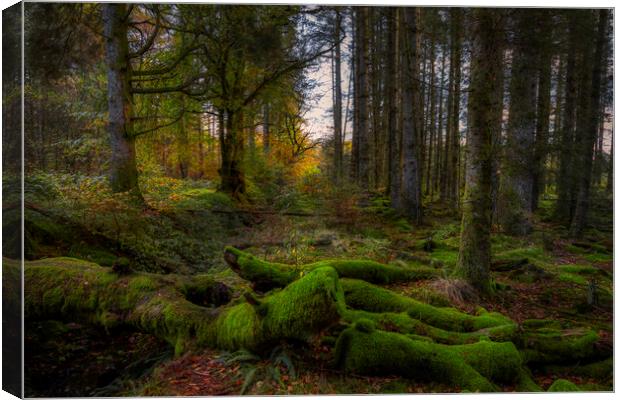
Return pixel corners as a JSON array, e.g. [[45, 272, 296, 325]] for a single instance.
[[342, 309, 517, 345], [341, 279, 512, 332], [515, 368, 543, 392], [22, 257, 344, 356], [547, 379, 580, 392], [583, 252, 612, 263], [428, 248, 459, 267], [520, 328, 599, 364], [557, 272, 588, 285], [558, 264, 599, 275], [539, 358, 613, 381], [207, 266, 345, 352], [333, 327, 518, 392], [521, 319, 562, 330], [224, 247, 439, 290]]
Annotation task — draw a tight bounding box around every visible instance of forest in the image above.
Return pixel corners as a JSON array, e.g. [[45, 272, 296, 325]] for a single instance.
[[1, 2, 614, 396]]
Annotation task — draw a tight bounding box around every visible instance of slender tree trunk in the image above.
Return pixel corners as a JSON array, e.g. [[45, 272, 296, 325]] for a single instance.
[[177, 96, 190, 179], [350, 7, 359, 182], [332, 9, 343, 184], [103, 3, 141, 197], [356, 7, 371, 190], [570, 10, 609, 237], [555, 15, 579, 222], [425, 32, 437, 196], [456, 9, 504, 293], [441, 40, 454, 202], [448, 9, 462, 207], [263, 104, 270, 156], [433, 46, 446, 198], [531, 11, 553, 211], [607, 125, 613, 193], [499, 11, 538, 235], [198, 116, 205, 178], [593, 111, 605, 186], [400, 7, 422, 224], [550, 53, 565, 192], [387, 8, 400, 209]]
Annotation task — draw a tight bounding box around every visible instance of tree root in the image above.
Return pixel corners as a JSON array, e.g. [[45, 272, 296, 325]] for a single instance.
[[18, 257, 345, 355], [223, 246, 439, 291], [332, 320, 528, 392]]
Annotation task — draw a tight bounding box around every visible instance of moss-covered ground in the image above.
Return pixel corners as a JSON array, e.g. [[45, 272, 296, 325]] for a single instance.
[[13, 176, 613, 395]]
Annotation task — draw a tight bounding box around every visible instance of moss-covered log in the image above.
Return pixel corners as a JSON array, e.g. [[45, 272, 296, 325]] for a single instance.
[[333, 320, 531, 392], [519, 327, 601, 364], [342, 309, 517, 344], [17, 257, 345, 355], [224, 246, 439, 290], [547, 379, 580, 392], [341, 278, 513, 332]]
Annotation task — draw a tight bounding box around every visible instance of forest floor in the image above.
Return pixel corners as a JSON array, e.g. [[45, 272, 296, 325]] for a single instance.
[[14, 174, 613, 395]]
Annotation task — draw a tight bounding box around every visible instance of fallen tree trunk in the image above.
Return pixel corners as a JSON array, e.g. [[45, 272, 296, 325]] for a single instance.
[[15, 257, 345, 355], [223, 247, 440, 291], [333, 320, 531, 392]]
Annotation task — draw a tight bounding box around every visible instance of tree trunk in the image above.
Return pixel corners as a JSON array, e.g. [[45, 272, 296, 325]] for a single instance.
[[570, 10, 609, 237], [400, 7, 422, 223], [387, 8, 401, 209], [433, 46, 447, 198], [332, 10, 344, 184], [177, 96, 190, 179], [103, 4, 141, 198], [425, 31, 437, 196], [531, 11, 552, 211], [356, 7, 371, 190], [555, 15, 579, 222], [219, 109, 246, 199], [607, 126, 613, 193], [499, 11, 538, 235], [448, 9, 463, 206], [455, 9, 503, 293], [263, 104, 270, 156]]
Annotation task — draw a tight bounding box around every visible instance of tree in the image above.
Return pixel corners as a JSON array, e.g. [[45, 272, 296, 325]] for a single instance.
[[555, 12, 580, 222], [103, 3, 141, 196], [531, 10, 553, 211], [570, 10, 609, 237], [386, 7, 401, 209], [498, 11, 538, 235], [399, 7, 423, 223], [455, 9, 504, 293], [354, 7, 371, 190], [332, 8, 344, 183]]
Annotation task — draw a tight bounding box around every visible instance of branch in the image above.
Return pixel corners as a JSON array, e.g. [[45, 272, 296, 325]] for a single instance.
[[129, 8, 161, 58]]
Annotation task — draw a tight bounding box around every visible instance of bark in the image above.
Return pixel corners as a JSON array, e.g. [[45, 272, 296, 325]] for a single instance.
[[103, 4, 141, 197], [448, 9, 463, 206], [219, 109, 246, 199], [424, 32, 437, 196], [499, 11, 538, 235], [356, 7, 371, 190], [433, 46, 447, 197], [387, 8, 401, 209], [531, 11, 553, 211], [332, 9, 344, 184], [570, 10, 609, 237], [400, 7, 422, 223], [607, 127, 613, 193], [263, 104, 270, 155], [455, 9, 503, 293], [555, 14, 579, 222], [177, 96, 190, 179]]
